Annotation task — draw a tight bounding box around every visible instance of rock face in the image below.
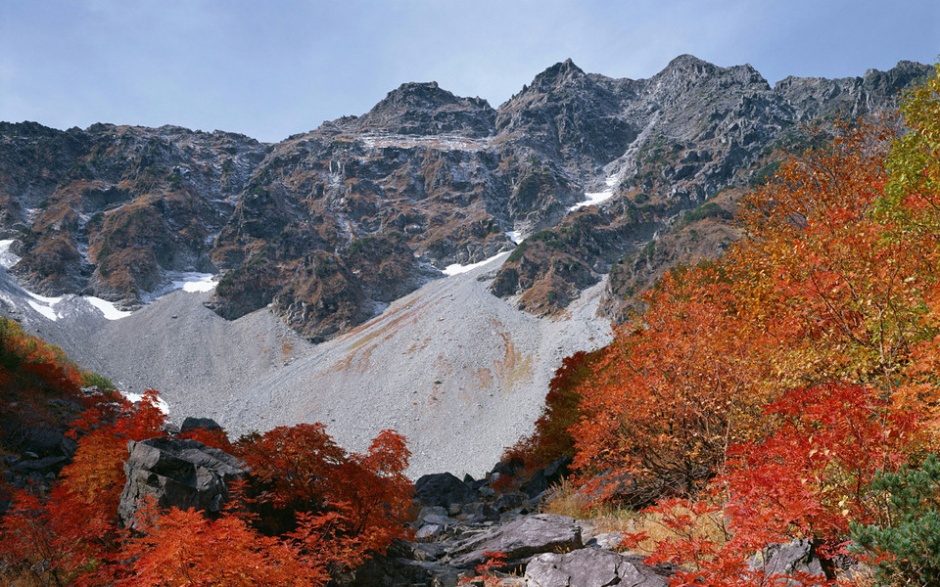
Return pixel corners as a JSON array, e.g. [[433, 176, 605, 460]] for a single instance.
[[0, 58, 929, 340], [117, 437, 246, 527], [449, 513, 584, 568], [526, 549, 667, 587]]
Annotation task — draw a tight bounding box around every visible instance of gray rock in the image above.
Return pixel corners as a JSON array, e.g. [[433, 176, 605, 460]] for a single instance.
[[117, 437, 246, 527], [416, 524, 444, 540], [750, 539, 827, 581], [449, 513, 583, 568], [417, 505, 451, 524], [459, 502, 500, 523], [180, 416, 223, 433], [525, 549, 666, 587], [494, 491, 528, 512], [521, 455, 571, 498], [585, 531, 623, 550], [416, 472, 477, 508]]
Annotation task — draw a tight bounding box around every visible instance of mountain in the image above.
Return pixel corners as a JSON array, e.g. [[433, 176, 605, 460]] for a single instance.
[[0, 57, 930, 476]]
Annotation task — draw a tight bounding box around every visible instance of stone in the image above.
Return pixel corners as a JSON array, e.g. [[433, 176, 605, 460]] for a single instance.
[[415, 472, 476, 508], [525, 549, 667, 587], [458, 502, 500, 523], [117, 437, 246, 527], [449, 513, 583, 568], [750, 539, 827, 581], [180, 416, 223, 433], [521, 455, 571, 498]]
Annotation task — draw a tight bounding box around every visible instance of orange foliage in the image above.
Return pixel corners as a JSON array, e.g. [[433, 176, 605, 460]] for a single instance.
[[572, 265, 777, 504], [1, 390, 167, 586], [504, 350, 603, 470], [118, 503, 326, 587], [177, 425, 234, 452], [624, 382, 923, 587], [564, 120, 940, 509], [237, 424, 413, 571]]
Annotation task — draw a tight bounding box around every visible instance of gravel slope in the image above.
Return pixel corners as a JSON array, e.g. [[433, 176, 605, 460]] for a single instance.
[[1, 257, 611, 478]]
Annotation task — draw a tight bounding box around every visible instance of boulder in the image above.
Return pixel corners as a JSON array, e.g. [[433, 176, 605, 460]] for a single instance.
[[341, 539, 461, 587], [415, 472, 477, 508], [750, 540, 827, 581], [449, 514, 582, 568], [521, 455, 571, 498], [117, 437, 246, 527], [180, 416, 223, 433], [525, 549, 666, 587]]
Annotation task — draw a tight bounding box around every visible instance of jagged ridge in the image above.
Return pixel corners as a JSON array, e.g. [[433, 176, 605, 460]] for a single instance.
[[0, 56, 930, 340]]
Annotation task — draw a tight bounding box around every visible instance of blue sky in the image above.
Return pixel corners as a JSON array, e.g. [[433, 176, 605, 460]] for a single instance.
[[1, 0, 937, 143]]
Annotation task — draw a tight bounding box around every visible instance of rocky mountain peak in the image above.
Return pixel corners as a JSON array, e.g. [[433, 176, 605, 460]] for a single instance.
[[352, 81, 496, 136], [528, 58, 587, 91], [654, 54, 770, 92], [863, 60, 935, 94]]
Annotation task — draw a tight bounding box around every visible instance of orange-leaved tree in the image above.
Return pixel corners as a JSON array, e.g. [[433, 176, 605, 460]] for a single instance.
[[567, 118, 940, 507], [625, 382, 925, 587], [236, 424, 413, 572], [571, 264, 778, 505], [503, 349, 604, 471], [117, 501, 327, 587], [1, 390, 167, 586]]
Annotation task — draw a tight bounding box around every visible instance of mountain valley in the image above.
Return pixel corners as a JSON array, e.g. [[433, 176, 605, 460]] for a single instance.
[[0, 55, 931, 476]]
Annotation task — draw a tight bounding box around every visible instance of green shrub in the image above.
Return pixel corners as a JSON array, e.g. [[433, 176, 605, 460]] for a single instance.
[[851, 454, 940, 587], [82, 371, 116, 392]]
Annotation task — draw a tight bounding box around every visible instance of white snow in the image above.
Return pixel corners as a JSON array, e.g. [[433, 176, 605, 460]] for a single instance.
[[0, 239, 21, 269], [144, 272, 218, 301], [25, 289, 64, 321], [27, 300, 59, 321], [176, 273, 216, 293], [506, 230, 524, 245], [122, 391, 171, 415], [84, 296, 133, 320], [443, 251, 509, 276], [568, 174, 619, 211]]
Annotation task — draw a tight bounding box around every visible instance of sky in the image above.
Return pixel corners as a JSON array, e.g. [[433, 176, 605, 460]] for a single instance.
[[1, 0, 938, 143]]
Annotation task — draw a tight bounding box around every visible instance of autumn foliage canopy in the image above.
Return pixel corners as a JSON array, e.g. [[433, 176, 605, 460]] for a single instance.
[[515, 65, 940, 585]]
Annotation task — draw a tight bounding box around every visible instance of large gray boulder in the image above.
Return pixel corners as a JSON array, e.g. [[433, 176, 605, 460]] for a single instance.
[[449, 513, 583, 568], [525, 549, 666, 587], [415, 472, 477, 509], [118, 437, 246, 527], [750, 540, 827, 581]]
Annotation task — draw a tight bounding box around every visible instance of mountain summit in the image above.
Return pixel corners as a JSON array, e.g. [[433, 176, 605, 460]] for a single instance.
[[0, 56, 930, 339]]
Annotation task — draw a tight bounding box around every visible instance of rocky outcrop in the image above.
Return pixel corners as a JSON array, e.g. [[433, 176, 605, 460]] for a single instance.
[[349, 81, 496, 137], [449, 513, 583, 569], [117, 437, 246, 527], [526, 549, 667, 587], [0, 58, 930, 340]]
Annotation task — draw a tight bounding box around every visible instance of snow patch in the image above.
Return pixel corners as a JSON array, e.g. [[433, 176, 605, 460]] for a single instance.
[[25, 289, 64, 321], [443, 252, 509, 276], [84, 296, 133, 320], [568, 174, 619, 211], [506, 230, 524, 245], [360, 133, 490, 152], [122, 392, 170, 415], [176, 273, 217, 293], [27, 300, 59, 321], [144, 272, 218, 300], [0, 239, 21, 269]]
